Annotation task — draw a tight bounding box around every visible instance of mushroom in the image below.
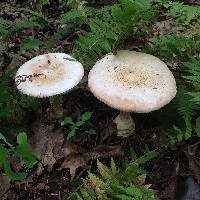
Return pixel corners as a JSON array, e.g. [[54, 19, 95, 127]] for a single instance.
[[15, 53, 84, 119], [88, 50, 177, 137]]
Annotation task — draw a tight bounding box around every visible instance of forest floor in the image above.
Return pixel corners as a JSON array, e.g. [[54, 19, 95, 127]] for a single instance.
[[0, 0, 200, 200]]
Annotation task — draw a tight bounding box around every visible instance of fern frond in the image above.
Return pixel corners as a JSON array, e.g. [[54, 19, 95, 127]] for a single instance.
[[74, 159, 158, 200], [74, 0, 155, 67], [16, 8, 49, 25], [19, 38, 44, 53], [59, 7, 93, 25], [147, 35, 200, 64], [174, 88, 198, 118], [0, 8, 47, 40], [45, 25, 75, 49], [166, 2, 200, 25], [97, 159, 112, 180], [0, 18, 14, 37], [10, 21, 42, 34], [184, 57, 200, 85], [169, 56, 200, 143], [0, 18, 13, 26], [183, 57, 200, 104], [183, 20, 200, 36]]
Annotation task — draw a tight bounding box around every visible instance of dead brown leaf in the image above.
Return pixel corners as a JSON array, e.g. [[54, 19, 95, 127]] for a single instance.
[[0, 2, 16, 17], [29, 121, 123, 180], [60, 154, 89, 178], [63, 141, 87, 157], [61, 141, 88, 178], [60, 143, 123, 178], [152, 18, 181, 36], [0, 175, 10, 200], [94, 145, 124, 158], [138, 174, 146, 185], [30, 123, 64, 175]]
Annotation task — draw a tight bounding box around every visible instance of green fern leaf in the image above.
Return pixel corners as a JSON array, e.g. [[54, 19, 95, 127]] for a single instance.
[[0, 18, 14, 37], [16, 8, 49, 24], [19, 38, 44, 53], [10, 21, 41, 34], [167, 2, 200, 25], [183, 57, 200, 104], [175, 88, 198, 117], [146, 35, 200, 63], [74, 0, 155, 67], [97, 159, 112, 180]]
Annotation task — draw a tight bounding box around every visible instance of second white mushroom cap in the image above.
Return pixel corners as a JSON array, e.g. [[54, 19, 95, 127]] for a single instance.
[[88, 50, 177, 113], [15, 53, 84, 97]]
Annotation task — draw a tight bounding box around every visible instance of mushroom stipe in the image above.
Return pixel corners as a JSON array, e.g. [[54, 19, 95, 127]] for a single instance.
[[88, 50, 177, 137], [15, 53, 84, 120]]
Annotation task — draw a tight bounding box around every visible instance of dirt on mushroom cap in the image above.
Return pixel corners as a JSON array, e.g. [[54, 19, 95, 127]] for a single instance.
[[28, 55, 67, 85]]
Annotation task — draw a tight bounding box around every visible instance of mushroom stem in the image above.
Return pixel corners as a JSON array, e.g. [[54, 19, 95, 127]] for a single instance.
[[49, 96, 63, 119], [114, 111, 135, 137]]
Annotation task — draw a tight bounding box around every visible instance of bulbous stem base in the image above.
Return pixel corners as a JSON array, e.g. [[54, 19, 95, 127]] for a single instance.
[[114, 111, 135, 137]]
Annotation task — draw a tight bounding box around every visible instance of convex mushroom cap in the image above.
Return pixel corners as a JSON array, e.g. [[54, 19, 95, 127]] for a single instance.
[[88, 50, 177, 113], [15, 53, 84, 97]]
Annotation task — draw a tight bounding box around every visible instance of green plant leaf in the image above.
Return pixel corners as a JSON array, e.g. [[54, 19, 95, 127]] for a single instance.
[[67, 128, 77, 140], [15, 132, 37, 168], [15, 144, 37, 168], [80, 112, 93, 122], [136, 150, 158, 164], [17, 132, 28, 145], [0, 144, 27, 180], [19, 39, 44, 53], [184, 115, 192, 140], [16, 8, 49, 24], [75, 120, 85, 127], [111, 158, 117, 174], [126, 186, 143, 197], [169, 135, 176, 145], [129, 146, 138, 161], [64, 117, 74, 125]]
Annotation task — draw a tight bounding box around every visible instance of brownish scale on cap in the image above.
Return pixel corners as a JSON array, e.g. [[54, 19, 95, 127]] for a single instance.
[[112, 65, 149, 87], [29, 55, 67, 85]]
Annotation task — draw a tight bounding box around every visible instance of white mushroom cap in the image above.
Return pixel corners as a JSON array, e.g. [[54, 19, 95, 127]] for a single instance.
[[15, 53, 84, 97], [88, 50, 177, 113]]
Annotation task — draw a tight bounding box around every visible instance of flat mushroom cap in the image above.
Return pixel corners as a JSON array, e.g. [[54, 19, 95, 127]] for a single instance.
[[88, 50, 177, 113], [15, 53, 84, 97]]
